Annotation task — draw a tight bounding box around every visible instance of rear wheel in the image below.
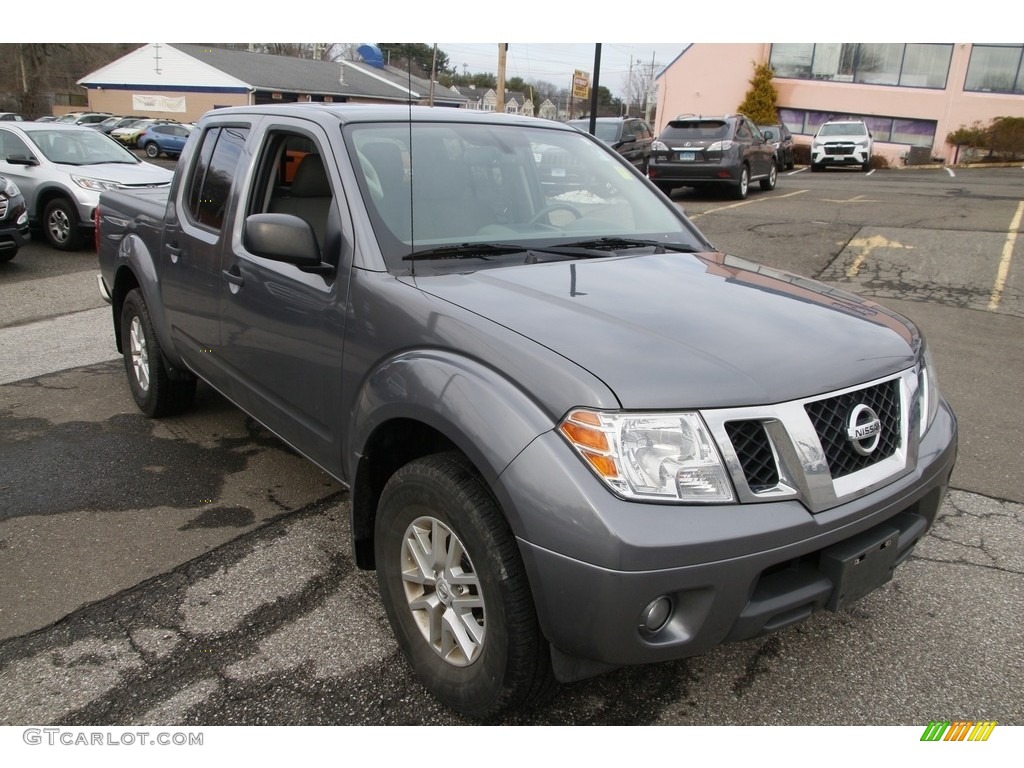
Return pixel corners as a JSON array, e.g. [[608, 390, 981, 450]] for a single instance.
[[120, 289, 196, 417], [759, 161, 777, 191], [732, 165, 750, 199], [375, 451, 555, 718], [145, 142, 160, 158]]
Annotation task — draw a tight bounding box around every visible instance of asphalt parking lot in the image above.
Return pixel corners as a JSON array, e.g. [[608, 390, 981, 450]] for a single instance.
[[0, 162, 1021, 733]]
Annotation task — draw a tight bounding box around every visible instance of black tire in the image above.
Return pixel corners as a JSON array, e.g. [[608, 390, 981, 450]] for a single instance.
[[759, 161, 778, 191], [120, 288, 196, 418], [145, 142, 160, 158], [0, 250, 16, 264], [654, 181, 676, 197], [375, 451, 555, 718], [732, 165, 750, 199], [42, 197, 84, 251], [811, 163, 823, 173], [862, 159, 871, 172]]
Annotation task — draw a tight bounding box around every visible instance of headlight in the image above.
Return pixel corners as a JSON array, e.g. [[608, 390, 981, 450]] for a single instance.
[[1, 177, 20, 196], [918, 347, 940, 438], [559, 409, 735, 503], [71, 175, 122, 192]]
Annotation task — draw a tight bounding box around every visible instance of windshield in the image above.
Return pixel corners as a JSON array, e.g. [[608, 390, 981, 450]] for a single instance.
[[27, 129, 140, 165], [346, 120, 702, 273], [818, 123, 867, 137]]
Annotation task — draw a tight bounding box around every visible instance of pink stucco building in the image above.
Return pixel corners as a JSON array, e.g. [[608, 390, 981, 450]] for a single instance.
[[656, 43, 1024, 164]]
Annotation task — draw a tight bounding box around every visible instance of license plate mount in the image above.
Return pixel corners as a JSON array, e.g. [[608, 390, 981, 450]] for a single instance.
[[820, 524, 901, 611]]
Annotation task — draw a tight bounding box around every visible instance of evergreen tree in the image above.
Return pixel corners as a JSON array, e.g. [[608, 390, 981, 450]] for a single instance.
[[736, 62, 779, 124]]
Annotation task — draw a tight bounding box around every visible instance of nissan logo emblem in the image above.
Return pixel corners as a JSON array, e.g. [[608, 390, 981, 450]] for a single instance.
[[846, 404, 882, 456]]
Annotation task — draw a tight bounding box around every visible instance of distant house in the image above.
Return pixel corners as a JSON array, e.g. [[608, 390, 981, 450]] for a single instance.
[[78, 43, 468, 122], [452, 85, 534, 116], [537, 99, 559, 120]]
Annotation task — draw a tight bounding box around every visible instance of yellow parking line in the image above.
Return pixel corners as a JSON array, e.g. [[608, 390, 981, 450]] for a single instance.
[[989, 200, 1024, 311], [689, 189, 808, 220]]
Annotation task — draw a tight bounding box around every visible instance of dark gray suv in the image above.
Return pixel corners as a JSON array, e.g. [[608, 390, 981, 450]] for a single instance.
[[649, 114, 777, 199], [568, 116, 654, 172]]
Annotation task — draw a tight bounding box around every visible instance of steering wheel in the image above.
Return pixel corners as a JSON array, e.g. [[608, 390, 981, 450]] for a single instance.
[[528, 202, 583, 226]]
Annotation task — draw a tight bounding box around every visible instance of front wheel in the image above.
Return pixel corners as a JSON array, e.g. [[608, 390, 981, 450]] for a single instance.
[[375, 452, 554, 718], [42, 198, 84, 250], [120, 289, 196, 417], [145, 142, 160, 158]]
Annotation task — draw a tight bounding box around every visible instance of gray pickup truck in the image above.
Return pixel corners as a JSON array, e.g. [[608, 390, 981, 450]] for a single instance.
[[96, 104, 957, 718]]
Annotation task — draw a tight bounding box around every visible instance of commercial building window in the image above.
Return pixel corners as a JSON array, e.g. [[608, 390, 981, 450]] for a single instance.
[[770, 44, 952, 90], [779, 108, 936, 148], [965, 45, 1024, 94]]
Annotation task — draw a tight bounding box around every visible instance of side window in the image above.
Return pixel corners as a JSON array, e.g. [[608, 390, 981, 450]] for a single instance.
[[249, 130, 334, 259], [0, 130, 33, 159], [185, 125, 249, 231]]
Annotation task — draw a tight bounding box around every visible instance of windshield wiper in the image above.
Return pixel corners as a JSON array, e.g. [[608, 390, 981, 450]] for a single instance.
[[403, 243, 530, 261], [552, 237, 700, 254]]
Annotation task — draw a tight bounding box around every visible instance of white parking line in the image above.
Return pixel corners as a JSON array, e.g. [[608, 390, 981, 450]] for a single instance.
[[945, 167, 956, 178], [989, 200, 1024, 311], [688, 189, 808, 220]]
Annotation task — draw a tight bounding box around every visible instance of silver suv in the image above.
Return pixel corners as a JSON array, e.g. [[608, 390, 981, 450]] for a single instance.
[[0, 122, 171, 250], [811, 120, 873, 171]]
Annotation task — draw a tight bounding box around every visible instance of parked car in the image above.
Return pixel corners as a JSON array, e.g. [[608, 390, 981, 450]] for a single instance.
[[568, 116, 654, 172], [138, 123, 193, 158], [0, 173, 30, 262], [111, 119, 178, 148], [648, 114, 777, 199], [34, 116, 58, 123], [94, 115, 148, 135], [96, 104, 956, 718], [811, 120, 873, 171], [0, 122, 172, 250], [0, 112, 27, 122], [758, 122, 795, 170]]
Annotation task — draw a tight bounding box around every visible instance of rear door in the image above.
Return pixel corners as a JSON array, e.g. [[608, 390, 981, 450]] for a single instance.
[[161, 121, 251, 394]]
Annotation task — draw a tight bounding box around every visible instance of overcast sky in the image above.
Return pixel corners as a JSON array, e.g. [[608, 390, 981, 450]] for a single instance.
[[433, 44, 687, 97]]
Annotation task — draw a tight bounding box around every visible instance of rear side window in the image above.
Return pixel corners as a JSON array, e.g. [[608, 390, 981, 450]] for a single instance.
[[185, 125, 250, 231]]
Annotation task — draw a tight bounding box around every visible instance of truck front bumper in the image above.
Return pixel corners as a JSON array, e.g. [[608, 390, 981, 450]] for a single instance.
[[499, 400, 957, 681]]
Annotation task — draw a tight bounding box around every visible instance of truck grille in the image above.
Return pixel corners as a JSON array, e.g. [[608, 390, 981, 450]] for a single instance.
[[706, 371, 914, 513], [805, 380, 901, 478], [725, 420, 779, 492], [0, 197, 8, 219]]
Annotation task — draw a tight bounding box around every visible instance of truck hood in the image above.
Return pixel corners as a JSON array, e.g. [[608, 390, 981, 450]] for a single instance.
[[416, 251, 920, 409]]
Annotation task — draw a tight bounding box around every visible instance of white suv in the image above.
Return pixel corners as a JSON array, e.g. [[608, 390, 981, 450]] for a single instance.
[[811, 120, 873, 171]]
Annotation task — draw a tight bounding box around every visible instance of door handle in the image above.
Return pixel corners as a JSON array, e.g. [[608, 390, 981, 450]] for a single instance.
[[222, 266, 244, 287]]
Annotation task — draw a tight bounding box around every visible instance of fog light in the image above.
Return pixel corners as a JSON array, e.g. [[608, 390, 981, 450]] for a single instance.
[[641, 597, 672, 633]]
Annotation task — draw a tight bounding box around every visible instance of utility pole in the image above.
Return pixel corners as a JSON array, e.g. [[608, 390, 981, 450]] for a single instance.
[[429, 44, 437, 107], [496, 43, 508, 113]]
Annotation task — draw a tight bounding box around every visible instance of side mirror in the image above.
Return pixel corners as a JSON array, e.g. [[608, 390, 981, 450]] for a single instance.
[[5, 154, 39, 167], [243, 213, 332, 273], [761, 129, 775, 140]]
